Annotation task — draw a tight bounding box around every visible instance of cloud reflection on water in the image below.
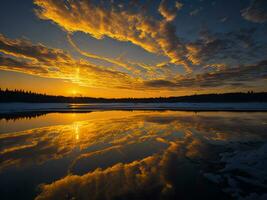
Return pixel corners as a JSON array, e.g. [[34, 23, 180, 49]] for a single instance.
[[0, 111, 266, 199]]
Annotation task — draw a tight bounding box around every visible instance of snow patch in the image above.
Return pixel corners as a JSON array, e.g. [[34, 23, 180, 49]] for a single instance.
[[204, 143, 267, 199]]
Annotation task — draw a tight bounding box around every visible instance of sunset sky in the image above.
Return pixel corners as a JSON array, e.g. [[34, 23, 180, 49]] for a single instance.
[[0, 0, 267, 97]]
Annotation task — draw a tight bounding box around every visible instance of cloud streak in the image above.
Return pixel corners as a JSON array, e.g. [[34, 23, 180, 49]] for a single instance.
[[143, 59, 267, 88], [241, 0, 267, 23], [158, 0, 183, 22], [0, 34, 136, 88], [1, 31, 266, 92]]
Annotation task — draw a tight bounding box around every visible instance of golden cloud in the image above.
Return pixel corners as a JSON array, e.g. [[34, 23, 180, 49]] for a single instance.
[[34, 0, 192, 72], [0, 34, 137, 88], [158, 0, 183, 21]]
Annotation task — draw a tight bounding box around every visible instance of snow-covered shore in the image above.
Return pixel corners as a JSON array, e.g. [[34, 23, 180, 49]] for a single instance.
[[1, 102, 267, 114]]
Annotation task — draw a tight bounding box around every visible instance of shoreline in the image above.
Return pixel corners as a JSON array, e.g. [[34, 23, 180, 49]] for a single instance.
[[1, 102, 267, 118]]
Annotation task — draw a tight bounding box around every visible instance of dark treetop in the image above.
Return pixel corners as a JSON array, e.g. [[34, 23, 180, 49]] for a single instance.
[[1, 89, 267, 103]]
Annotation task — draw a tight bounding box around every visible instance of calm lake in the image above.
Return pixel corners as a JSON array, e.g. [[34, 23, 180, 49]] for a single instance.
[[0, 111, 267, 200]]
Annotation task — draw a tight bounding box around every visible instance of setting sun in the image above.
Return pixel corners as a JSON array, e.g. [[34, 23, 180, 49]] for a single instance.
[[71, 90, 77, 96]]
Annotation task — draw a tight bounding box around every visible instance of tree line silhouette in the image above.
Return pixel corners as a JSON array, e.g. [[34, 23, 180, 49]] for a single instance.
[[1, 88, 267, 103], [0, 111, 46, 121]]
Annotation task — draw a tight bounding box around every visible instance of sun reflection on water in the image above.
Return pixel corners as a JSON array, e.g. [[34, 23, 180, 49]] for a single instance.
[[74, 122, 80, 141]]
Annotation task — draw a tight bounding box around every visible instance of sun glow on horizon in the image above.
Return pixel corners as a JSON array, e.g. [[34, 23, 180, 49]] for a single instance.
[[71, 90, 78, 96]]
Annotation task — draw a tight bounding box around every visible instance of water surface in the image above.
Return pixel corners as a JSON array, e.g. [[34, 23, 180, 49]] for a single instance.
[[0, 111, 266, 200]]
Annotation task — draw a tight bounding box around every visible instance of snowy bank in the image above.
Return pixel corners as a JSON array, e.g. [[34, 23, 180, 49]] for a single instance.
[[1, 102, 267, 114]]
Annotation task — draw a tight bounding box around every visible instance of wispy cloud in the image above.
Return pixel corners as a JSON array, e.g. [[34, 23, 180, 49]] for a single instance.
[[185, 28, 265, 67], [143, 59, 267, 89], [241, 0, 267, 23], [158, 0, 183, 22], [190, 7, 202, 16]]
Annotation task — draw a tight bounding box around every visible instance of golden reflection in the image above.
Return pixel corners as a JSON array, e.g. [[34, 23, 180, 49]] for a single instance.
[[0, 111, 266, 180], [73, 122, 80, 141], [35, 147, 174, 200], [0, 111, 266, 174], [0, 111, 266, 199]]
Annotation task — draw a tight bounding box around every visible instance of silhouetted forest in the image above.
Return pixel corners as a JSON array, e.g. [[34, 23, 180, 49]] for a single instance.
[[0, 112, 47, 121], [1, 88, 267, 103]]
